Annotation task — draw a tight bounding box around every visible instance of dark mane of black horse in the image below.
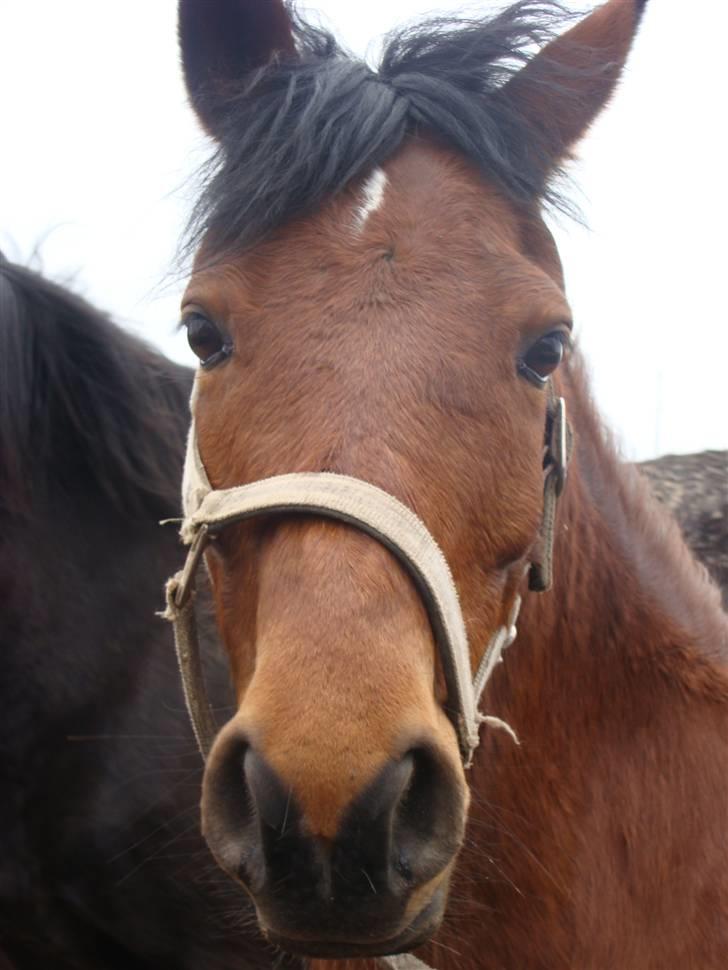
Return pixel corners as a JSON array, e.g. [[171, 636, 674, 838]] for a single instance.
[[0, 256, 299, 969], [184, 0, 641, 257], [0, 257, 188, 516]]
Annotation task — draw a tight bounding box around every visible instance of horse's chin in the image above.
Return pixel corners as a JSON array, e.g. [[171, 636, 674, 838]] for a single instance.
[[261, 884, 446, 959]]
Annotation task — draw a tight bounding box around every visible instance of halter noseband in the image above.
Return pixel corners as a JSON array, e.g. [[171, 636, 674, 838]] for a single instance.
[[162, 383, 571, 766]]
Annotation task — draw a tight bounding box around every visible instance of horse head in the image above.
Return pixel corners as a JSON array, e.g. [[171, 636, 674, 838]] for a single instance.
[[175, 0, 647, 958]]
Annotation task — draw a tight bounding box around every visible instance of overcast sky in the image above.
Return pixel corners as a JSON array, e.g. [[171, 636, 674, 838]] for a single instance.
[[1, 1, 726, 461]]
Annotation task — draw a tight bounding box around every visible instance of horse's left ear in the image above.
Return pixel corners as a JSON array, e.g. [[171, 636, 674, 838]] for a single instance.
[[178, 0, 296, 139], [499, 0, 648, 182]]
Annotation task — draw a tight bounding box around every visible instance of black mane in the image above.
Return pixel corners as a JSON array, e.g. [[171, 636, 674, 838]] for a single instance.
[[0, 256, 192, 516], [187, 0, 583, 257]]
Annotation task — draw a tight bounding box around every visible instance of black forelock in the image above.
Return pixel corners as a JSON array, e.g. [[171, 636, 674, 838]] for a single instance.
[[184, 1, 584, 260]]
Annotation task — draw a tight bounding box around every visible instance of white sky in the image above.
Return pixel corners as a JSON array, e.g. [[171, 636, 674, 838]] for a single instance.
[[1, 1, 726, 461]]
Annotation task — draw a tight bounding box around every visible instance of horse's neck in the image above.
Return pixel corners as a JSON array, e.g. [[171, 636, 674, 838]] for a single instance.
[[2, 502, 173, 741], [495, 403, 728, 760], [430, 398, 728, 970], [544, 412, 727, 686]]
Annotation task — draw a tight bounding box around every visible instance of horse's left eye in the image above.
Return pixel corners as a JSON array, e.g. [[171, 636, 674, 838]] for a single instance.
[[519, 331, 570, 385], [183, 312, 231, 368]]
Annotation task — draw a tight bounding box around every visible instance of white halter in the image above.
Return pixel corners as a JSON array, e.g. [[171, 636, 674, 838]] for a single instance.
[[164, 380, 571, 763], [165, 410, 523, 766]]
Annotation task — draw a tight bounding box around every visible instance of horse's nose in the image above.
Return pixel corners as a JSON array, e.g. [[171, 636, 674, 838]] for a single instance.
[[201, 728, 464, 952], [245, 745, 415, 891]]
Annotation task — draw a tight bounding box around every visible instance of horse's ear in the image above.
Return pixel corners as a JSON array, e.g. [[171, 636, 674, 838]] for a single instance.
[[499, 0, 648, 182], [178, 0, 296, 139]]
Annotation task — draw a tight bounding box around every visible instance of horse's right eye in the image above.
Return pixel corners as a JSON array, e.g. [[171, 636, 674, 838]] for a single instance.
[[183, 312, 231, 368]]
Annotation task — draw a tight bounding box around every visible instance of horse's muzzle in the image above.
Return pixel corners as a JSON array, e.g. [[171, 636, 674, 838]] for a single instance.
[[201, 729, 465, 955]]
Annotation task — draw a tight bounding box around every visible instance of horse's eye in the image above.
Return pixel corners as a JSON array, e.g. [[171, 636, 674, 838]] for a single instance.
[[183, 312, 231, 368], [519, 331, 570, 385]]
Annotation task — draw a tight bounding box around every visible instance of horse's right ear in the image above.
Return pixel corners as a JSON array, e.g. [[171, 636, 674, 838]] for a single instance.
[[178, 0, 296, 140]]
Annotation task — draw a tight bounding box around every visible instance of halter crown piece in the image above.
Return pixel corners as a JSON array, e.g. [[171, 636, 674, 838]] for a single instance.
[[162, 380, 571, 767]]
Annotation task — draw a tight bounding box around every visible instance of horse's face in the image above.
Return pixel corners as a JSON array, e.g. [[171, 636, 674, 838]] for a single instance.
[[178, 0, 645, 957], [187, 142, 566, 953]]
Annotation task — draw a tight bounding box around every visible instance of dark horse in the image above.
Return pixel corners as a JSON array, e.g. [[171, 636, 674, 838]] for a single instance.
[[0, 256, 302, 969], [171, 1, 728, 968]]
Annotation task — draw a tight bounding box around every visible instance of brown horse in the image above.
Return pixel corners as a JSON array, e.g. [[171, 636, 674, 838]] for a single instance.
[[172, 1, 728, 967]]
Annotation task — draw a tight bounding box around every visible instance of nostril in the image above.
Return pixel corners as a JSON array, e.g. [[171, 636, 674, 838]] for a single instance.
[[204, 737, 306, 893], [201, 734, 257, 877], [359, 752, 415, 823], [396, 748, 438, 839], [333, 745, 464, 897], [244, 747, 293, 833], [392, 746, 465, 886]]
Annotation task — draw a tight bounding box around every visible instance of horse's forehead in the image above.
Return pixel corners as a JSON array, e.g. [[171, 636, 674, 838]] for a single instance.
[[349, 144, 564, 293], [219, 143, 520, 268], [342, 141, 524, 257], [187, 141, 562, 312], [373, 141, 517, 221]]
